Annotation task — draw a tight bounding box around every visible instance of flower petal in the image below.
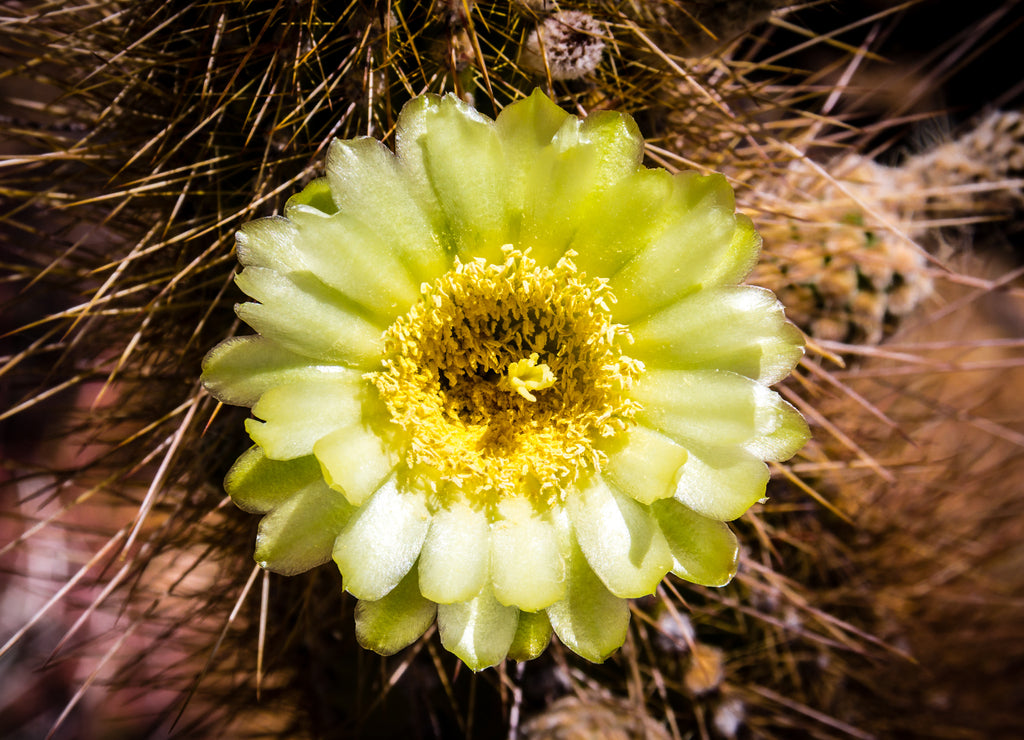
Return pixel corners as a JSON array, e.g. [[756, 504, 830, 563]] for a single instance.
[[284, 207, 420, 320], [332, 476, 430, 601], [651, 498, 739, 587], [326, 137, 447, 283], [673, 444, 771, 522], [491, 496, 566, 611], [285, 177, 337, 215], [568, 168, 678, 278], [313, 418, 399, 506], [743, 396, 811, 462], [202, 336, 358, 408], [418, 501, 491, 604], [234, 267, 383, 367], [631, 369, 808, 459], [630, 286, 805, 385], [235, 216, 306, 273], [254, 476, 355, 576], [608, 174, 759, 321], [599, 424, 688, 505], [574, 109, 645, 190], [527, 114, 645, 266], [437, 584, 519, 671], [355, 568, 437, 656], [224, 446, 323, 514], [568, 475, 673, 598], [546, 533, 630, 663], [397, 94, 511, 261], [508, 610, 553, 663], [245, 377, 365, 460], [495, 91, 573, 192]]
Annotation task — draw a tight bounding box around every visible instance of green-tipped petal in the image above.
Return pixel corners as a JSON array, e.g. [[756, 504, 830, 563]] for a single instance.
[[314, 419, 398, 506], [632, 369, 804, 457], [418, 502, 491, 604], [355, 568, 436, 656], [674, 444, 771, 521], [437, 584, 519, 671], [245, 377, 364, 460], [575, 110, 645, 189], [743, 395, 811, 462], [254, 477, 355, 576], [600, 424, 688, 505], [495, 91, 573, 210], [235, 217, 306, 273], [491, 497, 566, 610], [333, 477, 430, 601], [496, 90, 574, 159], [285, 177, 338, 216], [630, 286, 805, 385], [513, 109, 644, 266], [568, 476, 673, 598], [608, 173, 750, 322], [224, 447, 351, 575], [651, 498, 739, 587], [546, 535, 630, 663], [326, 137, 447, 282], [234, 267, 383, 367], [224, 447, 323, 514], [716, 212, 763, 286], [285, 208, 420, 320], [202, 336, 357, 408], [397, 94, 511, 261], [508, 610, 553, 662], [570, 169, 686, 278]]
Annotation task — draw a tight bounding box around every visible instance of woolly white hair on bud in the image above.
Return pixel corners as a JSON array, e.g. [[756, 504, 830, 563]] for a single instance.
[[519, 11, 605, 80]]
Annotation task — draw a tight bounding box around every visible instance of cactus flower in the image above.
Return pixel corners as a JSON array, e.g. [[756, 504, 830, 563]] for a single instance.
[[202, 90, 808, 670]]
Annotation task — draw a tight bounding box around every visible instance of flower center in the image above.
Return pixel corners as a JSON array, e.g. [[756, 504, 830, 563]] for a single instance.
[[370, 247, 643, 506]]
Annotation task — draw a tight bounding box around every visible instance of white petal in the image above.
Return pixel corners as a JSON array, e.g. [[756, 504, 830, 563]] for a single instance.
[[600, 424, 688, 505], [570, 168, 688, 279], [498, 102, 644, 267], [490, 496, 566, 610], [235, 216, 306, 273], [608, 175, 759, 322], [286, 208, 420, 320], [567, 475, 673, 598], [332, 477, 430, 601], [326, 137, 447, 283], [202, 336, 357, 408], [397, 94, 512, 262], [673, 444, 771, 522], [234, 266, 383, 367], [314, 418, 399, 506], [630, 286, 805, 385], [631, 368, 807, 459], [418, 502, 491, 604], [245, 377, 365, 460]]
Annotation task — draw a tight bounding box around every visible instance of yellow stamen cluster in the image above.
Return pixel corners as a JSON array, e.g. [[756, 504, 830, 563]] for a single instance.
[[370, 247, 643, 506]]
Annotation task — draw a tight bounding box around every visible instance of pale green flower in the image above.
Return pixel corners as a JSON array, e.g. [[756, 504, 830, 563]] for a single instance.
[[202, 90, 808, 670]]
